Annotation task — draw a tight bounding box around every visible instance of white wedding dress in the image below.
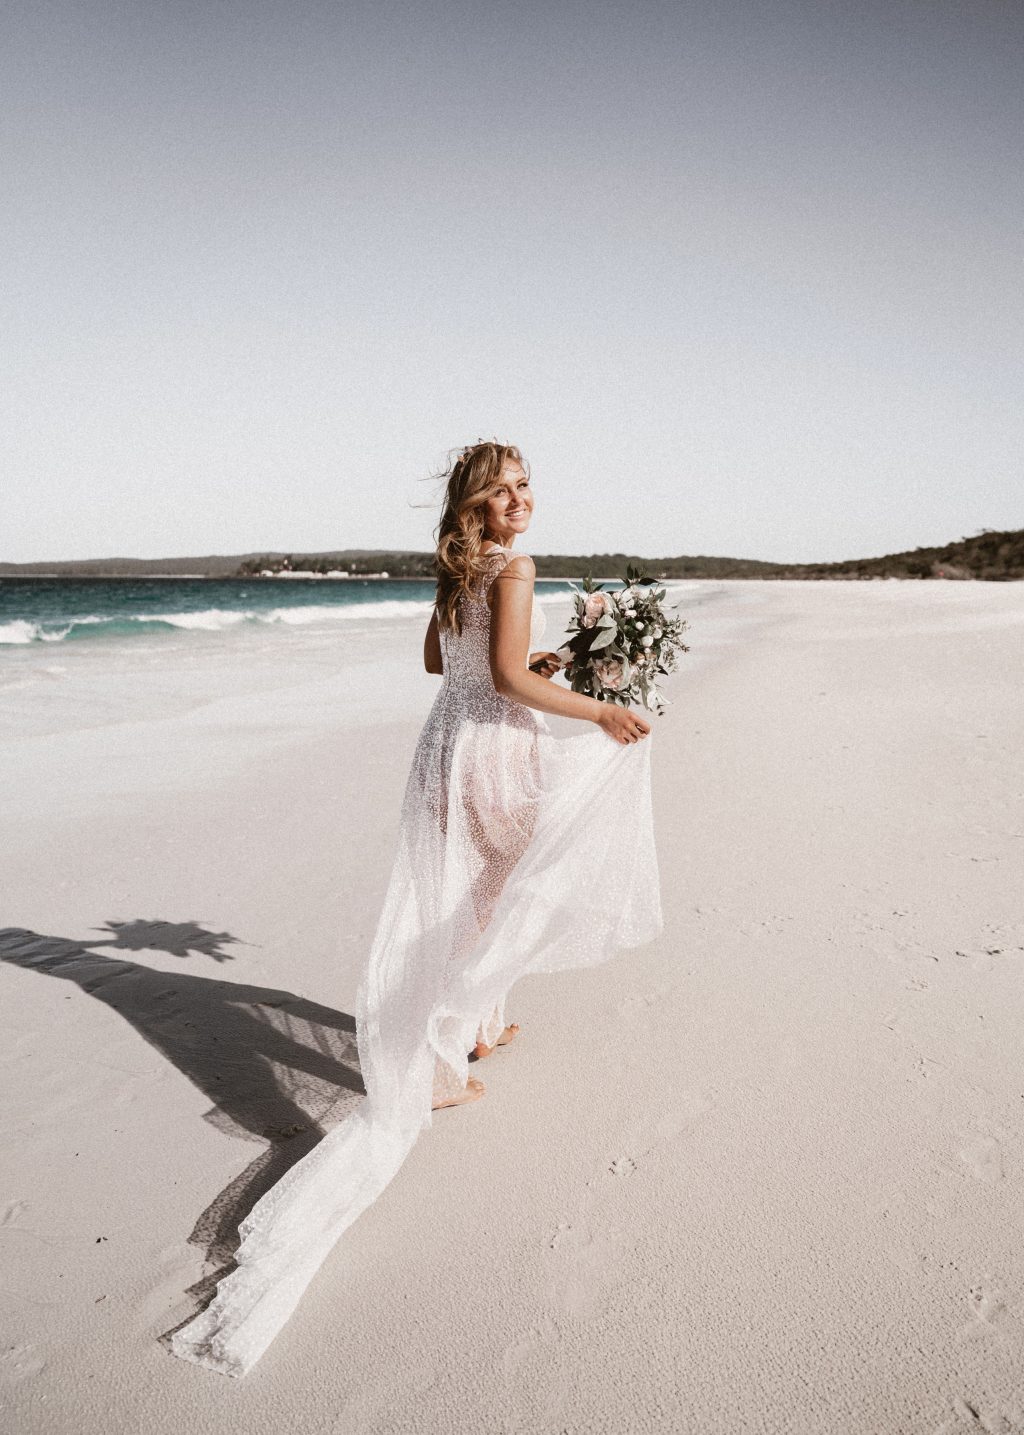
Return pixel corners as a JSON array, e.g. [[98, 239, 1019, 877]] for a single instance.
[[169, 546, 662, 1376]]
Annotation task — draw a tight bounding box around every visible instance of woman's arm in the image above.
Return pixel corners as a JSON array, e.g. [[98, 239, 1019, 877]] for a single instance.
[[424, 609, 443, 674], [488, 556, 651, 743]]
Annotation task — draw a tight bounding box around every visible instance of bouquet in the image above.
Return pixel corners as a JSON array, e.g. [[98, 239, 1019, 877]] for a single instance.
[[556, 564, 690, 714]]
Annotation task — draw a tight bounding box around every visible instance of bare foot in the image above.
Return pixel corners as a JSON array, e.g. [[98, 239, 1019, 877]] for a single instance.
[[431, 1076, 485, 1111], [472, 1023, 520, 1060]]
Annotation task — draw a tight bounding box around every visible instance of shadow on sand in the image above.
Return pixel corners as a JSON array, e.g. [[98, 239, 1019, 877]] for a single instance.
[[0, 921, 365, 1314]]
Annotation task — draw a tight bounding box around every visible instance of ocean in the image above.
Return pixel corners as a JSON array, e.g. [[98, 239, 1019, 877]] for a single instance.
[[0, 575, 585, 770], [0, 574, 577, 648], [0, 572, 724, 823]]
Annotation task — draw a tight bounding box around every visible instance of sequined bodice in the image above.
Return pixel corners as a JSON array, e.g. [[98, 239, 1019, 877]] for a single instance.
[[438, 548, 546, 701]]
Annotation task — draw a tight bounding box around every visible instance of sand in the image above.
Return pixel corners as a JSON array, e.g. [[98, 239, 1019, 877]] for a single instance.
[[1, 579, 1022, 1434]]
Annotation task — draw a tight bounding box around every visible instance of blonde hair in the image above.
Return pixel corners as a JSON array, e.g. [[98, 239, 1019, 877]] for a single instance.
[[433, 441, 528, 633]]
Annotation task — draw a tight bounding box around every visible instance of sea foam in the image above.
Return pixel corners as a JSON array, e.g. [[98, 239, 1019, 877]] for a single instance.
[[0, 619, 75, 645], [0, 600, 441, 644]]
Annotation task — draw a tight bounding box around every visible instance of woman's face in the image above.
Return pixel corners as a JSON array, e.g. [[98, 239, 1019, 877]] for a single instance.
[[483, 460, 534, 546]]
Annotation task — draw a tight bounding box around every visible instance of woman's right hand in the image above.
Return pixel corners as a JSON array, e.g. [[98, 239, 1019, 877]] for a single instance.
[[595, 704, 652, 744]]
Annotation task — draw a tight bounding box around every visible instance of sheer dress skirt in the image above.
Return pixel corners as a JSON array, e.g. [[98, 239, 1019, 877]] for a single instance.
[[168, 553, 662, 1377], [417, 679, 544, 1103]]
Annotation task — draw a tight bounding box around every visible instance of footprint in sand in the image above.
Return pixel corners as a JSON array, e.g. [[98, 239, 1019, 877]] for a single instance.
[[548, 1220, 572, 1251], [958, 1133, 1004, 1184], [941, 1394, 1024, 1433], [911, 1053, 946, 1083], [642, 1088, 713, 1148], [621, 989, 670, 1025], [500, 1316, 568, 1428], [964, 1277, 1007, 1332], [608, 1156, 637, 1178], [0, 1200, 30, 1228], [758, 914, 794, 935], [956, 944, 1024, 974], [0, 1343, 46, 1386], [545, 1220, 631, 1320], [501, 1314, 558, 1377]]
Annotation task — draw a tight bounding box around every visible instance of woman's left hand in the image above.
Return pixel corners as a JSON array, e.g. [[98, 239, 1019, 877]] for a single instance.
[[528, 650, 563, 679]]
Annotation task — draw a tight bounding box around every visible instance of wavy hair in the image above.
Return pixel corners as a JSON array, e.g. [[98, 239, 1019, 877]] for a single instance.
[[433, 440, 528, 634]]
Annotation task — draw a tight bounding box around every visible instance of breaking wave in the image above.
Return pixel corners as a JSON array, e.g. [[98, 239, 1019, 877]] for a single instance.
[[0, 600, 442, 645]]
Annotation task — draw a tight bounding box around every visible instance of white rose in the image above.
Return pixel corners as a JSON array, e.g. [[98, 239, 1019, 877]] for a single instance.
[[642, 635, 653, 647], [653, 627, 662, 638], [592, 656, 625, 691], [582, 591, 610, 628]]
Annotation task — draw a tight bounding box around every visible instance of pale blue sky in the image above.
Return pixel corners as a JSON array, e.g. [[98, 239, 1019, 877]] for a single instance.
[[3, 0, 1021, 563]]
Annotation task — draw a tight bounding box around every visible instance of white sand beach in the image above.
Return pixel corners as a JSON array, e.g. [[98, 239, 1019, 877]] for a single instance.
[[2, 579, 1023, 1434]]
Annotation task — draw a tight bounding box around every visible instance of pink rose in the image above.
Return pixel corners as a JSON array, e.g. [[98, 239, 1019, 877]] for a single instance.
[[592, 656, 625, 691], [581, 591, 610, 629]]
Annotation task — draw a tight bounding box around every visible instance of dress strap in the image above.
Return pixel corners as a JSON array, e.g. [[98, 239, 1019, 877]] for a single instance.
[[477, 546, 518, 598]]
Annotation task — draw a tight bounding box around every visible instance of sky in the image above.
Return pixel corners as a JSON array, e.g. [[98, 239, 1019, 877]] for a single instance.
[[3, 0, 1022, 564]]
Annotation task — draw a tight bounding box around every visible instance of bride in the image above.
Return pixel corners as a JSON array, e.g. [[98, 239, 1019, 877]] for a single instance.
[[169, 440, 663, 1376], [422, 441, 655, 1107]]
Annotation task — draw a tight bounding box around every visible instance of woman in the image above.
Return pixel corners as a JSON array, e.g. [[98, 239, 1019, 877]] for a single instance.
[[169, 441, 662, 1377], [418, 442, 655, 1109]]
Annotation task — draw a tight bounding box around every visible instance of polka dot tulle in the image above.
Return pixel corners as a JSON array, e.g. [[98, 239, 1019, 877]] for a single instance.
[[169, 547, 662, 1377]]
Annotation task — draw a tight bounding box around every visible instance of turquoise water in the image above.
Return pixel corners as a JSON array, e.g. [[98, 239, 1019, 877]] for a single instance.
[[0, 575, 575, 647]]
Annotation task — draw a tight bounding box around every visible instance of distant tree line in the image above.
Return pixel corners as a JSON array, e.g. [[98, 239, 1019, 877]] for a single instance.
[[236, 529, 1023, 582], [2, 528, 1020, 581], [235, 551, 429, 577]]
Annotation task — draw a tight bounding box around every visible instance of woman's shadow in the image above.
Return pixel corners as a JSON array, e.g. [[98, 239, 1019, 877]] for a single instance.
[[0, 921, 365, 1308]]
